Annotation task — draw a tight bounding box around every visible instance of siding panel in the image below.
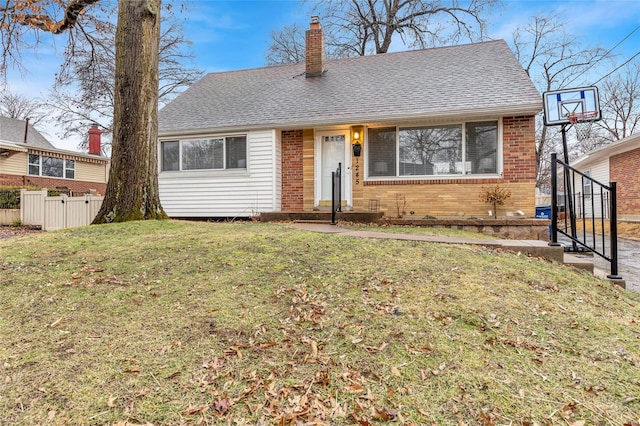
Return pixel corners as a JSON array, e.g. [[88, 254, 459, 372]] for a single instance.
[[0, 152, 27, 175], [577, 158, 609, 218], [76, 161, 108, 183], [159, 130, 277, 217]]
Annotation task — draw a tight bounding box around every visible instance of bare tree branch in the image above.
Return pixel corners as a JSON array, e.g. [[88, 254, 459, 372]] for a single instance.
[[510, 14, 609, 188], [266, 0, 497, 65], [596, 62, 640, 142], [17, 0, 100, 34], [0, 89, 46, 125]]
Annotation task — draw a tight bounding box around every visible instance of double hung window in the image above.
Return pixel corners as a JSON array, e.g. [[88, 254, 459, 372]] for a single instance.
[[161, 136, 247, 172], [368, 121, 499, 178]]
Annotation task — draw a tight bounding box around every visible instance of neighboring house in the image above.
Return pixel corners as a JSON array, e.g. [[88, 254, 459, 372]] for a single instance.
[[0, 117, 109, 195], [572, 133, 640, 221], [157, 18, 540, 219]]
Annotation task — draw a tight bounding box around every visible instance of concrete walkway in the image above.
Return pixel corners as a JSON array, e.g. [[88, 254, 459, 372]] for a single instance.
[[292, 221, 559, 247], [290, 222, 629, 291]]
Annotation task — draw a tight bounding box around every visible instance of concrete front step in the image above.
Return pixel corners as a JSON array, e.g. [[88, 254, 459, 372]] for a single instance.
[[499, 240, 565, 264], [563, 253, 594, 272], [498, 240, 596, 273]]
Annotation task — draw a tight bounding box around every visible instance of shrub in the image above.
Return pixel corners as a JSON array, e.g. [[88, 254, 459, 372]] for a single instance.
[[478, 185, 512, 217], [0, 189, 20, 209]]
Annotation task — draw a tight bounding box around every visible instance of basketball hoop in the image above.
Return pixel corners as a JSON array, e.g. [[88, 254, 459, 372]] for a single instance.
[[566, 111, 599, 142]]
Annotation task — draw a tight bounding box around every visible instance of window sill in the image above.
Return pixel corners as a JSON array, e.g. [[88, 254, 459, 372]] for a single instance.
[[160, 169, 249, 177], [28, 174, 75, 180], [364, 175, 503, 186]]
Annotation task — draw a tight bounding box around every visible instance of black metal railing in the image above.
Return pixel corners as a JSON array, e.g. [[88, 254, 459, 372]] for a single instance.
[[331, 162, 342, 225], [551, 153, 621, 279]]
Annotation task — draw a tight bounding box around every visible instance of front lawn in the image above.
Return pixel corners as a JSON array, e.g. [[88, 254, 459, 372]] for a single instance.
[[1, 221, 639, 425]]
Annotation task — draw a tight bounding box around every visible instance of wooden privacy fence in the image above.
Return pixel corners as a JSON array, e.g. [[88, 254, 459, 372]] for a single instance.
[[20, 189, 104, 231]]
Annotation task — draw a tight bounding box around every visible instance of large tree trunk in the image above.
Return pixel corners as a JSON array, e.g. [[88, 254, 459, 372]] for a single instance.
[[93, 0, 168, 223]]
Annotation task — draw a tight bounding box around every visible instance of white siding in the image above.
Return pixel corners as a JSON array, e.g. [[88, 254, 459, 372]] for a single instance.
[[159, 130, 279, 217], [574, 158, 610, 219], [589, 158, 609, 184]]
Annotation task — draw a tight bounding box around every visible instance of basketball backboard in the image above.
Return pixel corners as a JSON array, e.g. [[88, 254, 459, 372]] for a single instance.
[[543, 86, 601, 126]]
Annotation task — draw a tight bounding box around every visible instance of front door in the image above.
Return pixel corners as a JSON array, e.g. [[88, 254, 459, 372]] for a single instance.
[[316, 131, 351, 207]]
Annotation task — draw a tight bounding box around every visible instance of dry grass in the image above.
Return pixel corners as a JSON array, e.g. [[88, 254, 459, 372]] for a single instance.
[[567, 220, 640, 240], [1, 220, 639, 425], [340, 223, 500, 239]]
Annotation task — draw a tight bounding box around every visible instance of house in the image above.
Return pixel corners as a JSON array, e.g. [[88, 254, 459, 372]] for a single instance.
[[157, 17, 541, 219], [571, 133, 640, 221], [0, 117, 109, 195]]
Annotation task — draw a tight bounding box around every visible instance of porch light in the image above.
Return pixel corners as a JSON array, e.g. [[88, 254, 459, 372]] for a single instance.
[[351, 126, 363, 144], [351, 126, 363, 157]]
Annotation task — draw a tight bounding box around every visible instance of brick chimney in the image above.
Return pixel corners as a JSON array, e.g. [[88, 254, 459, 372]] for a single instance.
[[305, 16, 324, 78], [88, 126, 102, 155]]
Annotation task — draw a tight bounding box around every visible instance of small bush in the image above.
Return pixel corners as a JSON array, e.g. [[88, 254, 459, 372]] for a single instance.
[[0, 189, 20, 209], [478, 185, 512, 216]]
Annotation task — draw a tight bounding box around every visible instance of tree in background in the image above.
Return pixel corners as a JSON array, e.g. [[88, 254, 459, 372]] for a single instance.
[[0, 91, 46, 126], [266, 0, 497, 64], [596, 63, 640, 142], [266, 23, 307, 65], [2, 0, 168, 222], [48, 14, 202, 152], [510, 14, 608, 189]]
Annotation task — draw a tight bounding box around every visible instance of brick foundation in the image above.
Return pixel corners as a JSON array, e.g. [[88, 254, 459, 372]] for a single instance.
[[0, 173, 106, 195]]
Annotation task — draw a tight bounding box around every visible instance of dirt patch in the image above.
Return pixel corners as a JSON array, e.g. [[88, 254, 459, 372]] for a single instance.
[[0, 226, 41, 239]]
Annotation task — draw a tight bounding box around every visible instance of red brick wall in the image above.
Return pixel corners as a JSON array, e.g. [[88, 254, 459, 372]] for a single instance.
[[281, 130, 304, 211], [305, 23, 324, 77], [0, 174, 24, 187], [610, 147, 640, 216], [0, 173, 106, 195], [502, 115, 537, 183]]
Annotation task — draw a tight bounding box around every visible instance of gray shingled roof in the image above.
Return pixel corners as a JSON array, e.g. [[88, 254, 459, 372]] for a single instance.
[[0, 116, 56, 149], [159, 40, 541, 135]]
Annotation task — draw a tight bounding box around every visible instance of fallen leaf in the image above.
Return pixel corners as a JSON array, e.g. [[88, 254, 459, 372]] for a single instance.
[[373, 407, 398, 421], [107, 395, 117, 408], [184, 405, 208, 415], [214, 398, 231, 415], [390, 366, 401, 377], [49, 316, 64, 328], [348, 384, 364, 393]]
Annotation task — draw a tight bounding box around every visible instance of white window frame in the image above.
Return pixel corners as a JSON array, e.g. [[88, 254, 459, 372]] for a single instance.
[[160, 134, 248, 173], [583, 170, 592, 199], [366, 119, 503, 180], [28, 154, 76, 179]]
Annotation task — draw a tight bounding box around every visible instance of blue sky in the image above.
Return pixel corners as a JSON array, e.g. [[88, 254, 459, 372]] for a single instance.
[[5, 0, 640, 151]]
